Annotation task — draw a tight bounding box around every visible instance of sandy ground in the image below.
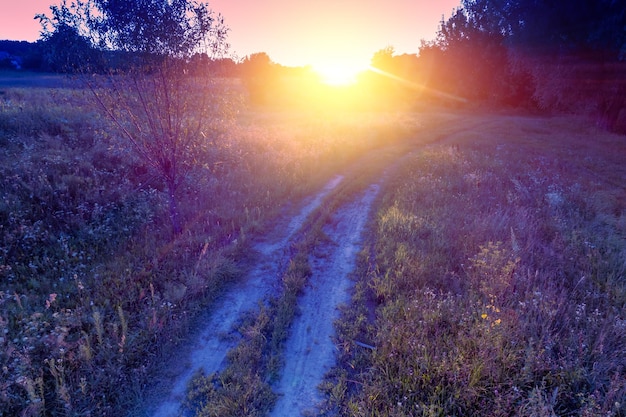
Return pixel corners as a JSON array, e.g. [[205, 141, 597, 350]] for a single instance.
[[149, 175, 344, 417], [270, 184, 380, 416]]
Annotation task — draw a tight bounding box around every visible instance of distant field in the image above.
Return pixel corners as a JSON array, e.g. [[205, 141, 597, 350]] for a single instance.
[[0, 71, 74, 88]]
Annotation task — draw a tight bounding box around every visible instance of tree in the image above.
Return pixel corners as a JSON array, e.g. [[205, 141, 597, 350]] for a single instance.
[[430, 7, 512, 103], [512, 0, 626, 129], [459, 0, 626, 54], [39, 0, 232, 234], [38, 23, 100, 72], [431, 0, 626, 123]]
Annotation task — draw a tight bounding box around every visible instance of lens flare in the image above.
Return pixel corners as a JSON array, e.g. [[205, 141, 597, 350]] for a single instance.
[[313, 61, 367, 86]]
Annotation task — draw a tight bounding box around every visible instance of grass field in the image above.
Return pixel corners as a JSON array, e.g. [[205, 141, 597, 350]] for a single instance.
[[325, 113, 626, 416], [0, 77, 413, 416], [1, 73, 625, 416]]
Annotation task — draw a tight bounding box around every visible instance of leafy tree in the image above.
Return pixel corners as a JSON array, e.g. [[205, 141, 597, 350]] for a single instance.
[[430, 7, 512, 103], [430, 0, 626, 127], [39, 0, 232, 233], [0, 41, 43, 70], [38, 23, 99, 72], [366, 47, 428, 105], [467, 0, 626, 54], [505, 0, 626, 129]]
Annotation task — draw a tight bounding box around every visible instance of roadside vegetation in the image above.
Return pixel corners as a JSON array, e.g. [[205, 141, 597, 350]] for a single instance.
[[0, 82, 406, 416], [182, 122, 417, 416], [326, 114, 626, 416]]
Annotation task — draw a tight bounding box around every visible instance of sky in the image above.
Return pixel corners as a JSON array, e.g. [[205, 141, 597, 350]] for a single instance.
[[0, 0, 460, 69]]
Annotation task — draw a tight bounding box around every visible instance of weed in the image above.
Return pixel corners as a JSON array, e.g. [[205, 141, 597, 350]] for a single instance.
[[328, 114, 626, 416]]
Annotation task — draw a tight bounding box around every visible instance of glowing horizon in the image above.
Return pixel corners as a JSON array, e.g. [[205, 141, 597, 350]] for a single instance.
[[311, 54, 371, 85], [1, 1, 461, 69]]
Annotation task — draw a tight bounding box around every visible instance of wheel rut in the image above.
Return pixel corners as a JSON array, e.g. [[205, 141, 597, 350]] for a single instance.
[[149, 175, 344, 417], [270, 183, 380, 416]]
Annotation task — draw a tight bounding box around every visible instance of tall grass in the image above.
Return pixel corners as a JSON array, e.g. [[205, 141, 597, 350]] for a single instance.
[[0, 82, 419, 416], [327, 114, 626, 416]]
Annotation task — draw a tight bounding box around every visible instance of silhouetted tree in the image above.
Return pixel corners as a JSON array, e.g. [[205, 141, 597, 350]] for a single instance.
[[365, 47, 428, 105], [430, 7, 511, 103], [39, 0, 233, 234], [38, 23, 100, 72], [430, 0, 626, 127], [0, 41, 38, 70]]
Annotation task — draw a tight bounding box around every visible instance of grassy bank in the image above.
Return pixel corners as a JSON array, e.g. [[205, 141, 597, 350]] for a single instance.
[[328, 114, 626, 416]]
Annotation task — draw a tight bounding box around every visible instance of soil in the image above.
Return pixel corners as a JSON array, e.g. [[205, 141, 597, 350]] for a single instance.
[[147, 174, 379, 417], [270, 183, 380, 416]]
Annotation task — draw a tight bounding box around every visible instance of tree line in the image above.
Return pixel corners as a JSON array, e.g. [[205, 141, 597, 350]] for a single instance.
[[371, 0, 626, 132], [3, 0, 625, 133]]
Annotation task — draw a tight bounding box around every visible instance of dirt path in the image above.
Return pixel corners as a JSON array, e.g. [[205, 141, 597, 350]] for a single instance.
[[150, 176, 344, 417], [270, 184, 380, 416], [144, 118, 471, 416]]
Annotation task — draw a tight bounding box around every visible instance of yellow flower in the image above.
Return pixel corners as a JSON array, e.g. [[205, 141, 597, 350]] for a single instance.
[[481, 313, 488, 319]]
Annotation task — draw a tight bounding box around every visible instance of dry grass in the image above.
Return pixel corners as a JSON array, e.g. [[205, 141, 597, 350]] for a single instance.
[[0, 80, 419, 416], [327, 112, 626, 416]]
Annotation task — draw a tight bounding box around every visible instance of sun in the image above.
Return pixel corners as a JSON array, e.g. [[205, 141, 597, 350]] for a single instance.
[[312, 61, 368, 86]]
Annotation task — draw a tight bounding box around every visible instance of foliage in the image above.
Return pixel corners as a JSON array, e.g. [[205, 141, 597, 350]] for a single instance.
[[38, 0, 229, 59], [424, 0, 626, 130], [38, 0, 232, 234], [38, 24, 101, 73], [238, 53, 280, 105], [461, 0, 626, 53]]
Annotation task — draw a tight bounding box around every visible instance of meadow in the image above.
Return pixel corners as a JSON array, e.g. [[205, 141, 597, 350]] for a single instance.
[[325, 114, 626, 416], [1, 72, 625, 416], [0, 75, 413, 416]]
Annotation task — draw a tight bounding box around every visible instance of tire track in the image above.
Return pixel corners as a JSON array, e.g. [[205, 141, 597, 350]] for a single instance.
[[270, 183, 380, 416], [149, 176, 344, 417]]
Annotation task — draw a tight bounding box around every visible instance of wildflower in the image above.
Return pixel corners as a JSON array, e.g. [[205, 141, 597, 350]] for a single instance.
[[45, 293, 57, 309]]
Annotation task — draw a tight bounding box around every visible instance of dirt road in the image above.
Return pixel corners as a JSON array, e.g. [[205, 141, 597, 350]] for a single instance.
[[141, 112, 472, 417], [270, 183, 379, 416], [148, 174, 380, 417]]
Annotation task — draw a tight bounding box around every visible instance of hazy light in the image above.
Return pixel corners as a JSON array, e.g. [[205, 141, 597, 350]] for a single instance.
[[313, 64, 356, 85], [312, 56, 370, 86], [369, 65, 468, 103]]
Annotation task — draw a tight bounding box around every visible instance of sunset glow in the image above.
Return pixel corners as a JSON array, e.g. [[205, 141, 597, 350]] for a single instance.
[[313, 61, 368, 86], [0, 1, 461, 68]]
